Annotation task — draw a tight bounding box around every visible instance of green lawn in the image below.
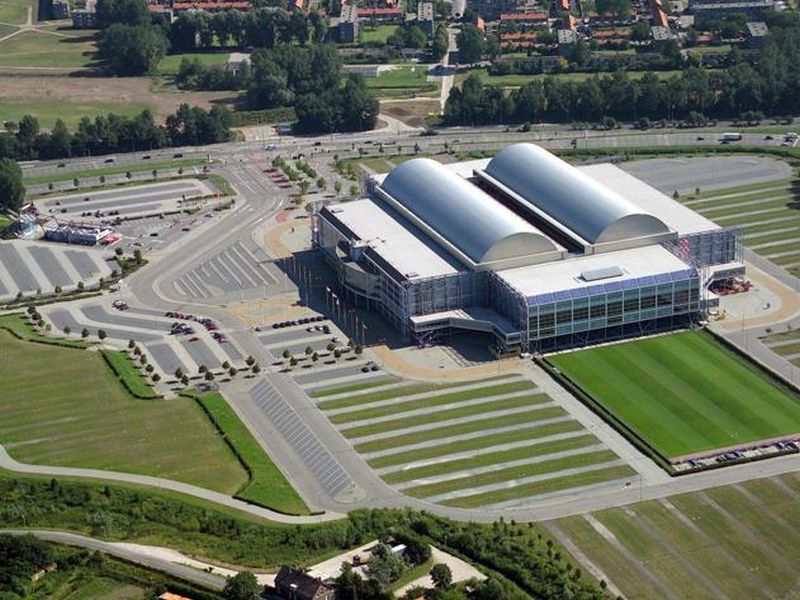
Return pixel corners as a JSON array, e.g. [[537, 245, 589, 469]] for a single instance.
[[354, 405, 567, 453], [551, 331, 800, 459], [191, 392, 310, 515], [158, 51, 230, 76], [368, 419, 584, 469], [455, 68, 686, 88], [443, 464, 634, 508], [0, 29, 99, 68], [341, 394, 550, 439], [310, 377, 400, 397], [0, 313, 88, 348], [0, 328, 248, 493], [552, 474, 800, 600], [364, 65, 438, 97], [0, 0, 31, 24], [329, 380, 537, 424], [101, 349, 160, 399], [0, 99, 152, 130], [358, 24, 397, 44]]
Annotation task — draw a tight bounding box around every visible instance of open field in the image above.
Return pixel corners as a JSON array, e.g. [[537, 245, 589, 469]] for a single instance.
[[0, 327, 248, 493], [0, 75, 235, 129], [0, 98, 152, 130], [677, 178, 800, 277], [365, 65, 438, 98], [0, 0, 32, 23], [550, 472, 800, 599], [316, 376, 634, 508], [0, 29, 99, 69], [158, 51, 230, 76], [192, 392, 310, 515], [550, 331, 800, 459], [358, 24, 397, 44], [455, 68, 686, 88]]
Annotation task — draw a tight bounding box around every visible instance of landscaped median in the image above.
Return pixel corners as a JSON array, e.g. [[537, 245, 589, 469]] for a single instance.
[[101, 349, 161, 400], [185, 391, 312, 516]]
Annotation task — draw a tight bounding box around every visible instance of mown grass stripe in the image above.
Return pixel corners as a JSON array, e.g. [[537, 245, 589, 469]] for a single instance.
[[441, 464, 634, 508], [341, 394, 550, 439], [309, 377, 401, 397], [354, 406, 567, 453], [382, 434, 597, 484], [329, 380, 536, 424], [318, 375, 518, 410], [367, 419, 584, 468], [405, 450, 619, 499]]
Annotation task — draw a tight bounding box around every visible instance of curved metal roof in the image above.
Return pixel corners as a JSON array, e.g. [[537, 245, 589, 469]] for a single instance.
[[380, 158, 558, 264], [485, 143, 671, 244]]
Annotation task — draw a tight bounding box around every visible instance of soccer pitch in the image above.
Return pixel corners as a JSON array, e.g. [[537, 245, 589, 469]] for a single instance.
[[550, 331, 800, 460]]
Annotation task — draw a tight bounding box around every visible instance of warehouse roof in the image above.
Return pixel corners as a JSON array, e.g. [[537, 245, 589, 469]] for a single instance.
[[481, 143, 672, 246], [379, 158, 561, 265], [496, 244, 693, 299], [320, 199, 462, 281]]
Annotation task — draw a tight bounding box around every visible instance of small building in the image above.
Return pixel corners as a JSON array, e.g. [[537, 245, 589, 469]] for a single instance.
[[339, 4, 359, 43], [226, 52, 251, 74], [650, 24, 673, 48], [417, 1, 435, 37], [72, 0, 96, 28], [274, 567, 335, 600], [690, 0, 774, 27], [51, 0, 71, 19], [745, 21, 768, 47], [557, 27, 577, 53]]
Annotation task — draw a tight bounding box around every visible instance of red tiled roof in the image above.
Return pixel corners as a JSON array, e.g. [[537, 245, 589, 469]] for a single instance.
[[357, 7, 401, 15], [651, 6, 668, 27], [500, 11, 548, 21], [173, 1, 250, 9]]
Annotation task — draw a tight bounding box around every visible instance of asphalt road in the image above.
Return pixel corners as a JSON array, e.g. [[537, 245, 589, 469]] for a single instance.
[[0, 529, 227, 590], [7, 126, 800, 527]]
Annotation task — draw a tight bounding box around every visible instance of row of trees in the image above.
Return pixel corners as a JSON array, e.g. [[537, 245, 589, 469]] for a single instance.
[[0, 158, 24, 212], [446, 15, 800, 126], [0, 106, 232, 162]]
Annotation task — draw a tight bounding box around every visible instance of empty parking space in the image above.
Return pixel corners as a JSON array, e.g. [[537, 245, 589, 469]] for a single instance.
[[82, 305, 170, 332], [294, 363, 371, 385], [0, 241, 111, 301], [249, 378, 354, 498], [179, 337, 223, 369], [39, 179, 213, 221], [259, 327, 327, 346], [146, 342, 189, 375], [173, 241, 278, 300], [47, 308, 161, 342]]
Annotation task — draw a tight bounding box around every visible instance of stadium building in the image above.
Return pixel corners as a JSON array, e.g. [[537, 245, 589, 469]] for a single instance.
[[314, 143, 742, 352]]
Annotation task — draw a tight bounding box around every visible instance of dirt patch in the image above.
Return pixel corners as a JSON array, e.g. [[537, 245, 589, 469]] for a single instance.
[[380, 99, 440, 128], [0, 74, 239, 121]]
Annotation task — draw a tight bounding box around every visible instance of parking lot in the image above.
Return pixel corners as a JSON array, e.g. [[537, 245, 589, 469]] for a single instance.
[[171, 240, 281, 301], [42, 301, 247, 376], [36, 179, 216, 222], [0, 240, 113, 301]]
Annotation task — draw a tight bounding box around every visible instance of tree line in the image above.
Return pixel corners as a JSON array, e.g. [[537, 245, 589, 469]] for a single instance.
[[0, 477, 609, 600], [0, 105, 232, 162], [445, 12, 800, 126]]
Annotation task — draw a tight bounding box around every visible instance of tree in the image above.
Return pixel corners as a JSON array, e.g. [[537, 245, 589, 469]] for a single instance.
[[205, 370, 215, 381], [305, 345, 313, 356], [81, 328, 90, 338], [63, 325, 71, 335], [457, 24, 485, 64], [245, 355, 255, 366], [251, 363, 260, 374], [282, 349, 291, 359], [430, 564, 452, 589], [96, 0, 150, 27], [99, 24, 168, 76], [334, 180, 342, 193], [366, 543, 406, 589], [0, 158, 25, 211], [98, 329, 107, 340], [223, 571, 260, 600], [152, 372, 161, 383]]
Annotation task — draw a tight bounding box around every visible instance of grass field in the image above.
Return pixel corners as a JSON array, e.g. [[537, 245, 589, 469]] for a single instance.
[[678, 178, 800, 276], [158, 51, 230, 76], [551, 472, 800, 600], [101, 349, 159, 399], [364, 65, 438, 98], [455, 68, 686, 88], [0, 98, 152, 129], [358, 24, 397, 44], [0, 29, 99, 68], [0, 328, 248, 493], [0, 0, 32, 23], [317, 376, 634, 507], [191, 392, 310, 515], [551, 331, 800, 459]]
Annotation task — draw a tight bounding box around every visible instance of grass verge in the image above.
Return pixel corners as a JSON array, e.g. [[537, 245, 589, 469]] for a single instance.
[[188, 392, 311, 516], [23, 158, 208, 185], [101, 349, 161, 400]]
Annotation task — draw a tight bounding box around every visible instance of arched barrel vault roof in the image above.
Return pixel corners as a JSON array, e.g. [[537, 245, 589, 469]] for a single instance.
[[484, 143, 672, 244], [380, 158, 559, 264]]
